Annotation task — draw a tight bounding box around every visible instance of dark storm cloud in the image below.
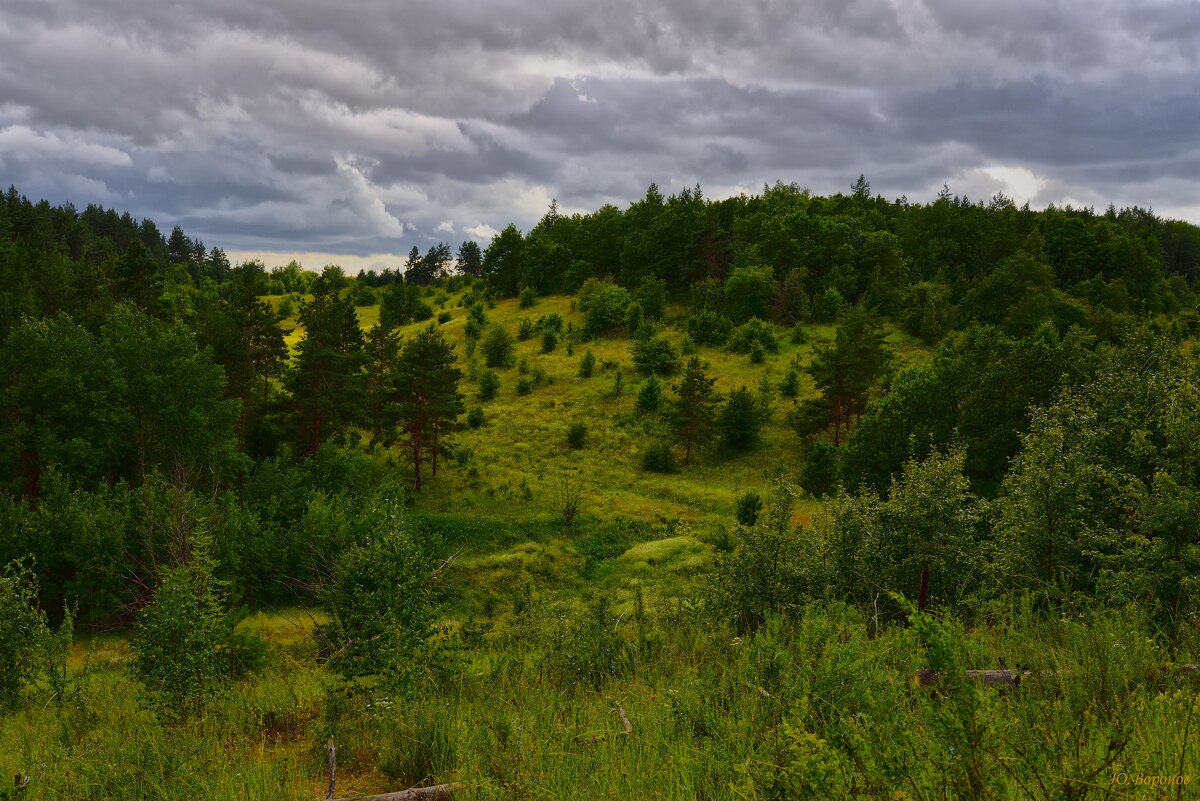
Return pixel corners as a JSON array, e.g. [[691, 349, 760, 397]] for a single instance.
[[1, 0, 1198, 264]]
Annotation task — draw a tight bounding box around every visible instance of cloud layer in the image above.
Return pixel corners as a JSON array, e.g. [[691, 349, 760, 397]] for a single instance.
[[3, 0, 1198, 266]]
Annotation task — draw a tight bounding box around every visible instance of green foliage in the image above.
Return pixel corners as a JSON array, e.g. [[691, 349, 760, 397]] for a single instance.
[[641, 441, 678, 473], [463, 302, 488, 340], [685, 308, 733, 347], [466, 406, 486, 429], [795, 305, 889, 446], [800, 441, 840, 497], [827, 448, 986, 612], [779, 366, 802, 399], [393, 325, 465, 491], [812, 286, 844, 322], [519, 286, 538, 308], [727, 318, 780, 355], [317, 496, 434, 691], [724, 265, 778, 323], [735, 492, 762, 526], [0, 560, 50, 711], [515, 317, 536, 341], [716, 387, 765, 452], [706, 479, 817, 631], [477, 368, 501, 402], [480, 323, 516, 368], [671, 357, 719, 465], [566, 422, 587, 450], [578, 348, 596, 378], [540, 329, 558, 354], [131, 531, 228, 718], [635, 375, 664, 413], [631, 332, 680, 376], [516, 375, 535, 396], [578, 278, 632, 337]]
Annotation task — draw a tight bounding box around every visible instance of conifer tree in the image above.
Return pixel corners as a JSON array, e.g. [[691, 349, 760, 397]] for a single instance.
[[671, 357, 719, 465], [394, 324, 464, 490]]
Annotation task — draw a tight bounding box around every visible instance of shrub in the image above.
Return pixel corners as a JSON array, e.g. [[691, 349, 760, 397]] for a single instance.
[[481, 324, 515, 368], [641, 441, 678, 473], [0, 560, 51, 711], [578, 348, 596, 378], [632, 334, 680, 376], [685, 309, 733, 347], [626, 302, 644, 335], [541, 330, 558, 353], [437, 311, 451, 324], [566, 422, 587, 449], [779, 367, 802, 399], [538, 312, 564, 335], [735, 492, 762, 526], [477, 369, 501, 401], [131, 532, 229, 718], [519, 286, 537, 308], [516, 318, 536, 341], [579, 278, 632, 336], [725, 265, 778, 322], [813, 286, 845, 322], [467, 406, 486, 428], [464, 303, 488, 340], [728, 318, 780, 355], [317, 496, 434, 690], [635, 375, 663, 413], [516, 375, 535, 396], [789, 323, 807, 344]]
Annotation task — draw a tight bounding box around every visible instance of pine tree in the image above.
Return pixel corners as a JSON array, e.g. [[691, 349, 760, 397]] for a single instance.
[[796, 305, 889, 446], [671, 357, 719, 465], [287, 288, 366, 456], [364, 324, 403, 446], [394, 324, 464, 490]]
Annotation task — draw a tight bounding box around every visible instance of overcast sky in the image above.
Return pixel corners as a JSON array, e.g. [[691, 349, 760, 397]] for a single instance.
[[2, 0, 1199, 272]]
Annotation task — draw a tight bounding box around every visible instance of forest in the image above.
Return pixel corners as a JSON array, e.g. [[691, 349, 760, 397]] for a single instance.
[[1, 178, 1199, 799]]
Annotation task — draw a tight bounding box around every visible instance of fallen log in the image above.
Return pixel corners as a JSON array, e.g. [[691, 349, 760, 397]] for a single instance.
[[914, 668, 1033, 687], [325, 736, 461, 801], [330, 784, 462, 801], [915, 664, 1198, 688]]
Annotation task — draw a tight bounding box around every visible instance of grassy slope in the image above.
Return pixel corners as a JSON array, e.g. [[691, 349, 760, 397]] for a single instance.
[[271, 284, 929, 528]]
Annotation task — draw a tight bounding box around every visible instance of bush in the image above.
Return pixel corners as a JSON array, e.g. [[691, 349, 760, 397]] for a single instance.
[[641, 441, 679, 473], [578, 348, 596, 378], [131, 532, 229, 718], [516, 318, 536, 341], [0, 560, 51, 711], [317, 496, 434, 690], [626, 302, 644, 335], [779, 368, 802, 399], [437, 311, 451, 324], [579, 278, 632, 336], [728, 318, 780, 355], [519, 286, 537, 308], [481, 324, 515, 368], [685, 309, 733, 347], [541, 330, 558, 353], [632, 334, 680, 376], [636, 375, 663, 413], [464, 303, 488, 340], [467, 406, 486, 428], [538, 312, 564, 335], [789, 323, 807, 344], [813, 286, 845, 322], [566, 422, 588, 449], [477, 369, 501, 401], [516, 375, 535, 396], [735, 493, 763, 526]]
